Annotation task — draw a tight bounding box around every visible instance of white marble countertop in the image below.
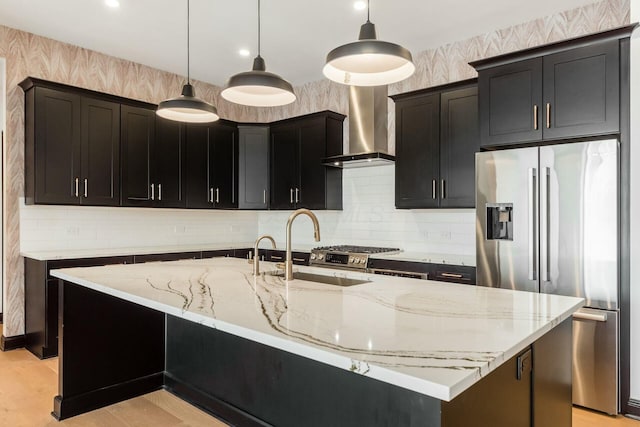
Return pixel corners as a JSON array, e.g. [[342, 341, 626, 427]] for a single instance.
[[22, 244, 476, 267], [20, 243, 257, 261], [369, 251, 476, 266], [50, 257, 581, 401]]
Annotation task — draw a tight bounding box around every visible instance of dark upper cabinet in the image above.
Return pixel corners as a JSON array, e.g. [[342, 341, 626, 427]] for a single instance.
[[478, 58, 542, 146], [542, 41, 619, 140], [270, 122, 300, 210], [120, 105, 155, 206], [474, 38, 620, 147], [439, 86, 479, 208], [392, 81, 478, 209], [154, 117, 186, 208], [270, 111, 344, 210], [22, 80, 120, 206], [81, 97, 120, 206], [185, 120, 238, 209], [394, 93, 440, 209], [238, 126, 269, 209]]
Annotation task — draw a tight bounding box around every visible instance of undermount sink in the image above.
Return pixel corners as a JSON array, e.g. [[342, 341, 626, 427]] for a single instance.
[[269, 271, 370, 287]]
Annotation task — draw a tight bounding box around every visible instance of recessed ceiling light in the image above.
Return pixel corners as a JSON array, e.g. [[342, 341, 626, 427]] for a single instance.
[[105, 0, 120, 8], [239, 49, 251, 57], [353, 1, 367, 11]]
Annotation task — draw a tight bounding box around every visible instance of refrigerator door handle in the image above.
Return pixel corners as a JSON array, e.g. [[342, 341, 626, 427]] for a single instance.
[[540, 167, 550, 282], [574, 311, 608, 322], [528, 168, 537, 281]]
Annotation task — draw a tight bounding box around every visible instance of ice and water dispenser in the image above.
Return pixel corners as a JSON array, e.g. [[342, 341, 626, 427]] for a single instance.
[[486, 203, 513, 241]]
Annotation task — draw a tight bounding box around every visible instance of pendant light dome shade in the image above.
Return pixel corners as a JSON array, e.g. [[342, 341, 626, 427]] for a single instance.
[[323, 11, 415, 86], [221, 0, 296, 107], [222, 56, 296, 107], [157, 83, 219, 123], [156, 0, 219, 123]]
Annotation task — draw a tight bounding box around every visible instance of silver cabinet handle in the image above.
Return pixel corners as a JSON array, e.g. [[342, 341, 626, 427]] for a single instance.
[[215, 188, 220, 203], [158, 184, 162, 201], [209, 187, 214, 203], [150, 183, 155, 201], [528, 168, 538, 281], [263, 189, 266, 204], [540, 167, 550, 282], [84, 178, 88, 198], [74, 178, 79, 198], [441, 180, 446, 199], [290, 188, 294, 204], [440, 272, 463, 279], [546, 103, 551, 129], [295, 188, 300, 203], [533, 105, 538, 130], [573, 311, 608, 322], [432, 179, 437, 199], [270, 255, 283, 261]]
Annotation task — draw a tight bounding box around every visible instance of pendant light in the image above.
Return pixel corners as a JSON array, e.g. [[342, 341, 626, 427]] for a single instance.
[[221, 0, 296, 107], [323, 0, 415, 86], [157, 0, 219, 123]]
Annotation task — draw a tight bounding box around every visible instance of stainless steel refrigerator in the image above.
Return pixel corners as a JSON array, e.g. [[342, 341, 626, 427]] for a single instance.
[[476, 139, 619, 415]]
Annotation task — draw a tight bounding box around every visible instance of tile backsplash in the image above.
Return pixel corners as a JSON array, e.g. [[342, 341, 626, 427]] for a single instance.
[[258, 166, 476, 255], [20, 167, 475, 257], [19, 202, 259, 252]]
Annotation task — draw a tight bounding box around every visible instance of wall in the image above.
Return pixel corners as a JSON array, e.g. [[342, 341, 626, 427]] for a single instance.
[[629, 0, 640, 403], [0, 0, 630, 340], [0, 57, 5, 315], [258, 167, 475, 256]]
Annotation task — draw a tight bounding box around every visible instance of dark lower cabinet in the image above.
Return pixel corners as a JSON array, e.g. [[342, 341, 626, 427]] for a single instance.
[[392, 80, 478, 209], [24, 256, 134, 359], [22, 79, 121, 206]]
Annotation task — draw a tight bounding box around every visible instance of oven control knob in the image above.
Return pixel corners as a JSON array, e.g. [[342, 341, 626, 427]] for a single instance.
[[357, 258, 363, 264], [318, 254, 324, 260], [310, 253, 317, 260], [348, 257, 354, 264]]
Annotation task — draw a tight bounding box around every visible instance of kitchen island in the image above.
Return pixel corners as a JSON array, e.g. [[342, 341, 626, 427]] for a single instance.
[[50, 257, 582, 426]]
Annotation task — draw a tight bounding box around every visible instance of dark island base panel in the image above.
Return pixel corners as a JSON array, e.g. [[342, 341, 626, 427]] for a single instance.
[[53, 281, 165, 420], [53, 280, 572, 426]]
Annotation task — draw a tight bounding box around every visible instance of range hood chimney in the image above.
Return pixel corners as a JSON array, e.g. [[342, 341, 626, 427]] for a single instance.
[[323, 85, 393, 168]]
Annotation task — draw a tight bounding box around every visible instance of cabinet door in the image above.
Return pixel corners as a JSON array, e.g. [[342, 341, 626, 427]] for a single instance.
[[121, 105, 155, 206], [154, 118, 186, 208], [81, 97, 120, 206], [210, 123, 238, 209], [298, 117, 327, 209], [33, 87, 81, 204], [185, 124, 213, 209], [479, 58, 542, 147], [270, 124, 299, 210], [238, 126, 269, 209], [395, 93, 440, 209], [440, 86, 479, 208], [543, 40, 619, 140]]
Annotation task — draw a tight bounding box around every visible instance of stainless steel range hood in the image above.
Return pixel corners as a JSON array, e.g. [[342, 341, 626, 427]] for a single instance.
[[323, 85, 393, 168]]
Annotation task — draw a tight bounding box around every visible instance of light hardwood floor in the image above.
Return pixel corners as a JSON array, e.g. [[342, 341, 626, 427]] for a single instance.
[[0, 325, 637, 426]]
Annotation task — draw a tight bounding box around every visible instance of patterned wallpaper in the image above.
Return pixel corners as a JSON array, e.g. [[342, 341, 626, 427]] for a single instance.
[[0, 0, 630, 337]]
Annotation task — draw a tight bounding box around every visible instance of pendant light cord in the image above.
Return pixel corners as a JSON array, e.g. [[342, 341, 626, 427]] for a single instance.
[[187, 0, 191, 84], [367, 0, 370, 23], [257, 0, 261, 57]]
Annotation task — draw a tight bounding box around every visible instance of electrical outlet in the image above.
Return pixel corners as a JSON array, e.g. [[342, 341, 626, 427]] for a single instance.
[[439, 231, 451, 240], [66, 225, 80, 236]]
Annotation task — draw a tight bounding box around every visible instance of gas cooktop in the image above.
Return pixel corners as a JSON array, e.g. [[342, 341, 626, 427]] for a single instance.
[[310, 245, 401, 270]]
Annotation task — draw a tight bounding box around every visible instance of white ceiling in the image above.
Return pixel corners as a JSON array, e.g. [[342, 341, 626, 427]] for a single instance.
[[0, 0, 598, 87]]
